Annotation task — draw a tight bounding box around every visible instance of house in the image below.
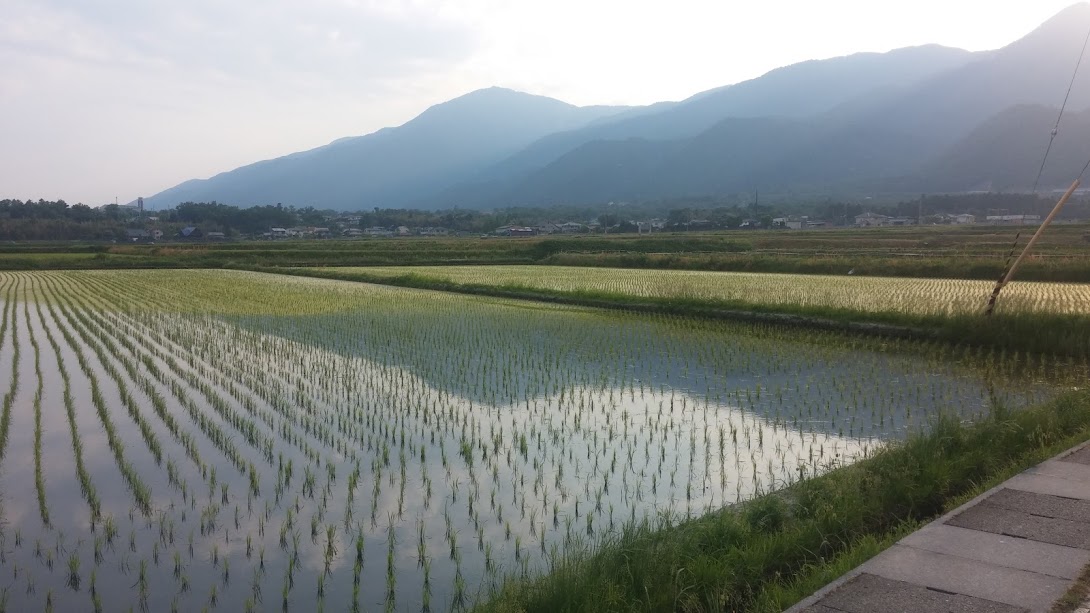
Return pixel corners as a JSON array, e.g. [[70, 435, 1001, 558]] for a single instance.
[[343, 228, 363, 237], [496, 225, 537, 237], [206, 231, 226, 240], [418, 227, 449, 236], [887, 217, 917, 226], [854, 212, 890, 227], [954, 214, 976, 224], [125, 228, 150, 242], [557, 222, 587, 233], [635, 218, 667, 233], [178, 226, 202, 239], [986, 214, 1041, 225], [365, 226, 393, 237], [535, 223, 561, 235], [270, 227, 289, 238]]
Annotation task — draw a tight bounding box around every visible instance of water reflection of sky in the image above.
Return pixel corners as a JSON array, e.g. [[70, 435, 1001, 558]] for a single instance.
[[0, 290, 1057, 612]]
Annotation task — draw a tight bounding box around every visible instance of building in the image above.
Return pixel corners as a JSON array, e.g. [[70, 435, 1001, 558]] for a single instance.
[[177, 226, 202, 239], [954, 214, 977, 224], [854, 212, 890, 227], [125, 228, 150, 242], [496, 225, 537, 237], [206, 231, 226, 240], [986, 214, 1042, 225]]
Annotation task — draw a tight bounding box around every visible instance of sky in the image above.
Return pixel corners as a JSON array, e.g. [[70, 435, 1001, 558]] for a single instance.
[[1, 0, 1082, 205]]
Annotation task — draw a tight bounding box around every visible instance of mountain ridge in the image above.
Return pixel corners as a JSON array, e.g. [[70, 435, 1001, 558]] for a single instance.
[[144, 3, 1090, 210]]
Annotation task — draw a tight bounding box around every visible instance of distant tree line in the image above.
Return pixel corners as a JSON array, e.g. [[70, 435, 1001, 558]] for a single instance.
[[1, 192, 1085, 241], [0, 199, 336, 241]]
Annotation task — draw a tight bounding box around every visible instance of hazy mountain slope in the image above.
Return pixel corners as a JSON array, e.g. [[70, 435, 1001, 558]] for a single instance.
[[912, 105, 1090, 191], [144, 88, 628, 209], [467, 45, 977, 187], [477, 4, 1090, 204]]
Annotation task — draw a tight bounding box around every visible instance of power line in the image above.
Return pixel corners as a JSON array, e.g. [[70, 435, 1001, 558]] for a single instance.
[[986, 17, 1090, 316], [1031, 20, 1090, 193]]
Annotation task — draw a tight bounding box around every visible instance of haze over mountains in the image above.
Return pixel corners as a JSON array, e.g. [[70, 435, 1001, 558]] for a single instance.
[[144, 3, 1090, 211]]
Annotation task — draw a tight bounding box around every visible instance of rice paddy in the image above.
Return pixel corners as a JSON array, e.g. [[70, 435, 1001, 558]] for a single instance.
[[0, 269, 1081, 612], [325, 265, 1090, 317]]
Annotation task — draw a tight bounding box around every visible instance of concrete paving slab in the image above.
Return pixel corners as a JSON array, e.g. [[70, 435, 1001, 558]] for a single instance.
[[948, 503, 1090, 548], [1006, 472, 1090, 501], [860, 544, 1069, 611], [900, 523, 1090, 579], [787, 440, 1090, 613], [816, 573, 1027, 613], [1061, 447, 1090, 466], [1028, 460, 1090, 482], [986, 488, 1090, 523]]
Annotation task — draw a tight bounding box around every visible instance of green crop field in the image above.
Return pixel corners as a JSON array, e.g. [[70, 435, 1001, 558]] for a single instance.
[[319, 265, 1090, 318], [0, 269, 1083, 611]]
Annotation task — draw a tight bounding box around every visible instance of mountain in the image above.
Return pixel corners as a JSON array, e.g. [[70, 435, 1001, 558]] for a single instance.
[[143, 88, 628, 209], [147, 4, 1090, 210], [913, 104, 1090, 191], [456, 44, 977, 194], [453, 3, 1090, 205]]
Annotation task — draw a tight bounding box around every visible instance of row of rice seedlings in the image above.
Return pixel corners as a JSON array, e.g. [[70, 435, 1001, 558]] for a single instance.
[[55, 281, 252, 476], [70, 277, 319, 483], [24, 294, 50, 527], [38, 275, 224, 523], [37, 279, 153, 514], [50, 275, 211, 474], [111, 309, 316, 466], [60, 275, 342, 510], [32, 295, 102, 521], [51, 280, 250, 483], [0, 275, 21, 465], [51, 272, 357, 606]]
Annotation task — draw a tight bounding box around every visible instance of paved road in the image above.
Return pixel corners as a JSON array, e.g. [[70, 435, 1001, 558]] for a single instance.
[[788, 442, 1090, 613]]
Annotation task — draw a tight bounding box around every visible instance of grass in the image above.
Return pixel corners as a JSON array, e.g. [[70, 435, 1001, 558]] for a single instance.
[[476, 390, 1090, 613], [1053, 562, 1090, 613]]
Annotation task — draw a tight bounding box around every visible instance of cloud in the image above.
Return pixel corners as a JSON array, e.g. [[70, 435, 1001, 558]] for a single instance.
[[0, 0, 482, 203], [5, 0, 478, 94]]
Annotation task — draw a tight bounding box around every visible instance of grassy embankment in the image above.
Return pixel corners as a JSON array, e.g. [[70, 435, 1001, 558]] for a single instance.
[[475, 390, 1090, 613]]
